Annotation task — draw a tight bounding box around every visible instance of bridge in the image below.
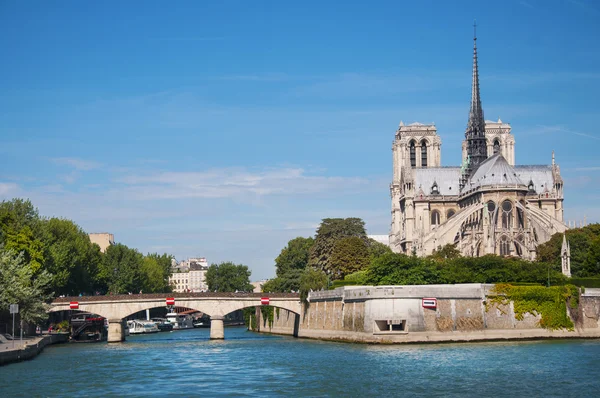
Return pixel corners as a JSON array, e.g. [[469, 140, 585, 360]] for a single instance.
[[50, 292, 301, 342]]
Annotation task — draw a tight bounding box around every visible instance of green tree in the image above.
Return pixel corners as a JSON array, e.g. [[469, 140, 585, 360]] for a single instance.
[[141, 253, 173, 293], [429, 244, 461, 262], [0, 248, 54, 325], [309, 218, 367, 277], [330, 236, 370, 279], [275, 237, 314, 277], [299, 267, 328, 302], [367, 238, 392, 259], [40, 217, 102, 295], [205, 261, 254, 292], [98, 243, 144, 294], [262, 268, 304, 293]]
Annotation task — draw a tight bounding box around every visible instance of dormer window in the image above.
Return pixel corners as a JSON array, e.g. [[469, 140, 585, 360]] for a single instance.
[[528, 180, 535, 193], [431, 181, 439, 195]]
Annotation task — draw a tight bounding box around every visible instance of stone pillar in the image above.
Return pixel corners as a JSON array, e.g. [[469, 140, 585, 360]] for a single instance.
[[210, 316, 224, 339], [107, 319, 126, 343]]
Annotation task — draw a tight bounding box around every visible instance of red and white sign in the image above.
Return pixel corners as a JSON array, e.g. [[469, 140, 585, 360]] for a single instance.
[[166, 297, 175, 306], [422, 298, 437, 309], [260, 297, 270, 305], [69, 301, 79, 309]]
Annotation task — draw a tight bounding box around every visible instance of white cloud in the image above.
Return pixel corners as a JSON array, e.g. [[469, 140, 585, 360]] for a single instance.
[[115, 167, 376, 200], [52, 157, 102, 171], [0, 182, 19, 197]]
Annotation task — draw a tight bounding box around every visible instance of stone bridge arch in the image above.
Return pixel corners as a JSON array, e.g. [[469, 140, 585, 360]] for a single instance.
[[49, 293, 302, 342]]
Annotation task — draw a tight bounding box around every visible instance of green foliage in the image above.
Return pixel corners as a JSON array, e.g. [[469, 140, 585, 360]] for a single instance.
[[41, 217, 102, 296], [275, 237, 314, 277], [205, 261, 253, 292], [243, 307, 257, 330], [98, 243, 145, 294], [262, 268, 304, 293], [309, 218, 367, 278], [141, 253, 173, 293], [0, 248, 54, 325], [329, 236, 370, 280], [569, 277, 600, 288], [367, 238, 392, 259], [361, 252, 567, 286], [490, 284, 579, 330], [429, 244, 461, 262], [299, 267, 328, 302], [536, 224, 600, 277], [261, 305, 274, 328]]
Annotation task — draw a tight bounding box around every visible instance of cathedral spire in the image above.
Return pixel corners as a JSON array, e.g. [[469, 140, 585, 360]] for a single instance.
[[460, 21, 488, 191]]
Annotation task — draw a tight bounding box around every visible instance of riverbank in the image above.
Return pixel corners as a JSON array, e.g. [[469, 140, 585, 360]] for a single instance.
[[253, 284, 600, 344], [0, 334, 68, 366]]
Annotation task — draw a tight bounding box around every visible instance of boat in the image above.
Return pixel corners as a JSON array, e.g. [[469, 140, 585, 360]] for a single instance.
[[127, 319, 160, 334], [151, 318, 174, 332], [193, 316, 211, 328], [69, 313, 108, 342], [165, 312, 194, 330]]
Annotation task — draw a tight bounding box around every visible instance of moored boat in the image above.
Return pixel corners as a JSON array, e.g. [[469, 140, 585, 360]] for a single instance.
[[165, 312, 194, 330], [127, 320, 160, 334]]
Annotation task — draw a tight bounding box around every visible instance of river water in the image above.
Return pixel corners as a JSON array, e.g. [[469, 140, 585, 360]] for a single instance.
[[1, 327, 600, 397]]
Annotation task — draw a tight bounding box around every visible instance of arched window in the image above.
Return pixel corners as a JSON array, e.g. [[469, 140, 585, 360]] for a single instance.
[[501, 200, 513, 229], [493, 139, 500, 155], [431, 210, 440, 226], [409, 141, 416, 167], [447, 209, 455, 219], [421, 139, 428, 167], [487, 201, 497, 225], [500, 236, 511, 256], [431, 181, 439, 195], [517, 206, 525, 228]]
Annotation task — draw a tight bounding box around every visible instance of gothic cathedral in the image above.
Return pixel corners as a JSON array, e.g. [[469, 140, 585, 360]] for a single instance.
[[389, 33, 567, 259]]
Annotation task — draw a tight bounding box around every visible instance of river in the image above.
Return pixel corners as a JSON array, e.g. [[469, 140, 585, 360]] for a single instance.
[[1, 327, 600, 397]]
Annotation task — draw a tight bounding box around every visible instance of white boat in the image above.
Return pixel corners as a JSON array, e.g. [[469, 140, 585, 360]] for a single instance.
[[127, 320, 160, 334], [165, 313, 194, 330]]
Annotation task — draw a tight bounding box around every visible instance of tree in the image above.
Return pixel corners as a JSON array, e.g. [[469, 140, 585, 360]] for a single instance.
[[329, 236, 370, 279], [97, 244, 144, 294], [275, 237, 314, 277], [141, 253, 173, 293], [309, 218, 367, 277], [299, 267, 328, 302], [367, 238, 392, 259], [429, 244, 461, 262], [0, 248, 54, 325], [40, 217, 102, 296], [262, 268, 304, 293], [205, 262, 253, 292]]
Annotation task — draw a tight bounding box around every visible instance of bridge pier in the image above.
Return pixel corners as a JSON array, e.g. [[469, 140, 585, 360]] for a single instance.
[[107, 319, 126, 343], [210, 316, 224, 339]]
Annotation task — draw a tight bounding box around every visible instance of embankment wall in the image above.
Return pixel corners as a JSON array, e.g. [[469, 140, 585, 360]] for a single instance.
[[259, 285, 600, 343], [0, 334, 68, 366]]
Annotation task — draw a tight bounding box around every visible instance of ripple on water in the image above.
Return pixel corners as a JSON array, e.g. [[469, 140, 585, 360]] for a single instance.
[[1, 328, 600, 397]]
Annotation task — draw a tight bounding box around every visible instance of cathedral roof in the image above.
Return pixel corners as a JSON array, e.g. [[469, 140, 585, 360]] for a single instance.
[[464, 153, 527, 191], [514, 165, 554, 194], [414, 167, 461, 196]]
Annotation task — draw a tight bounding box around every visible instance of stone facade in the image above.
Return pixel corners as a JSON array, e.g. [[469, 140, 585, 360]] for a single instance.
[[389, 37, 567, 258], [88, 233, 114, 253], [263, 285, 600, 343]]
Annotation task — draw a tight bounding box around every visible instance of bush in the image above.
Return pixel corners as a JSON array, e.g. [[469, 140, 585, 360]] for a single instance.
[[569, 278, 600, 288]]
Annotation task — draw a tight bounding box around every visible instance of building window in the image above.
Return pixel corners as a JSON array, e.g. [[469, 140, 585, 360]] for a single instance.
[[447, 209, 455, 219], [410, 141, 416, 167], [501, 200, 513, 229], [431, 210, 441, 225], [421, 140, 428, 167], [500, 236, 510, 256], [493, 139, 500, 155], [431, 181, 439, 195]]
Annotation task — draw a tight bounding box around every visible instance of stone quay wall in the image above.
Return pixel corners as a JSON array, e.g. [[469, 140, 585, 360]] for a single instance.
[[0, 334, 68, 366], [259, 285, 600, 344]]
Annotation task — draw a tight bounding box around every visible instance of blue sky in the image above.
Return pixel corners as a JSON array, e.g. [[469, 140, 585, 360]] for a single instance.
[[1, 0, 599, 280]]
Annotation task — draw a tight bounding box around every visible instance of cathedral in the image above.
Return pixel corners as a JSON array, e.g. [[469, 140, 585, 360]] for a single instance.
[[389, 33, 568, 259]]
